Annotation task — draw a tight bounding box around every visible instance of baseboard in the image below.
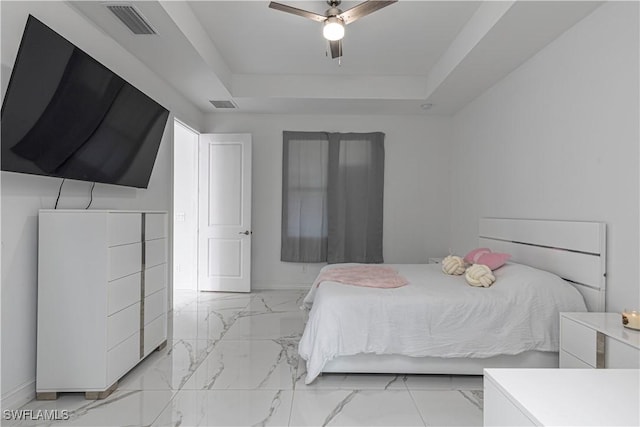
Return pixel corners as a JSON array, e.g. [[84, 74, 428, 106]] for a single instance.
[[1, 379, 35, 410]]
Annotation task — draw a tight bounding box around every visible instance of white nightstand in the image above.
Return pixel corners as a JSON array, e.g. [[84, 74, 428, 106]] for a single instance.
[[427, 257, 444, 264], [560, 312, 640, 369]]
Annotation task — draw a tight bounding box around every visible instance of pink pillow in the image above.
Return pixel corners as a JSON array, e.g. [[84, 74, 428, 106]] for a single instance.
[[475, 252, 511, 270], [464, 247, 491, 264]]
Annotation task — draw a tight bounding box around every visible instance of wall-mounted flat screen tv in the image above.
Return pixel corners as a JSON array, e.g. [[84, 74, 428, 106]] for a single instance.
[[1, 15, 170, 189]]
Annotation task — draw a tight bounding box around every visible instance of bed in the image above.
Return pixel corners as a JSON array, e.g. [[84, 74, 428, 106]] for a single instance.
[[298, 218, 607, 384]]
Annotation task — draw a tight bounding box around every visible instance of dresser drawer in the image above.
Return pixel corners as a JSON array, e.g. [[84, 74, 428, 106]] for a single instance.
[[605, 337, 640, 368], [107, 302, 140, 350], [109, 243, 142, 281], [561, 317, 598, 366], [145, 213, 167, 240], [143, 314, 166, 356], [107, 273, 141, 316], [145, 238, 166, 268], [144, 289, 165, 325], [108, 213, 141, 247], [560, 349, 593, 368], [145, 264, 166, 297], [107, 331, 140, 385]]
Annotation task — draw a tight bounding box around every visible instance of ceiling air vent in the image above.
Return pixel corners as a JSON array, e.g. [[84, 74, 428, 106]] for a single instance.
[[210, 100, 238, 109], [106, 4, 157, 35]]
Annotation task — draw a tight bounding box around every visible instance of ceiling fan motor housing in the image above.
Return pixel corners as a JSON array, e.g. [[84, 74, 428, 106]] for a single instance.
[[326, 7, 342, 17]]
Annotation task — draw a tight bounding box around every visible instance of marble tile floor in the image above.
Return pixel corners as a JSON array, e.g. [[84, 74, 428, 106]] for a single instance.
[[9, 289, 483, 427]]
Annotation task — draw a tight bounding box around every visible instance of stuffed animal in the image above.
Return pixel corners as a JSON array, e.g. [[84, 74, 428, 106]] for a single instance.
[[441, 255, 466, 275], [465, 264, 496, 287]]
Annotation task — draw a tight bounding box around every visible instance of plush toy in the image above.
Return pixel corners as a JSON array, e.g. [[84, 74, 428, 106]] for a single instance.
[[441, 255, 466, 275], [465, 264, 496, 287]]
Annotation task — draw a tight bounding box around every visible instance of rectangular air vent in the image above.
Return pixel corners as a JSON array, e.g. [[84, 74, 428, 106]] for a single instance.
[[106, 4, 157, 35], [209, 100, 237, 109]]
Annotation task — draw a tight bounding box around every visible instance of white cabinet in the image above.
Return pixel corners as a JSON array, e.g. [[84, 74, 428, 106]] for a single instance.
[[560, 312, 640, 369], [36, 210, 168, 400], [484, 368, 640, 426], [142, 213, 168, 358], [484, 372, 536, 426]]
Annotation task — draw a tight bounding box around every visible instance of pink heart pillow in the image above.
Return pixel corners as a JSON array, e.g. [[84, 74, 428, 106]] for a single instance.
[[475, 252, 511, 270], [464, 247, 491, 264]]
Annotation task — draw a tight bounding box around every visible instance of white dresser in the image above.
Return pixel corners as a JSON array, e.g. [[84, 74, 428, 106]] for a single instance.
[[36, 210, 168, 399], [560, 312, 640, 369], [484, 368, 640, 426]]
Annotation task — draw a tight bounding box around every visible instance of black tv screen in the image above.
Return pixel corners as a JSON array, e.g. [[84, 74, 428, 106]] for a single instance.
[[1, 15, 170, 188]]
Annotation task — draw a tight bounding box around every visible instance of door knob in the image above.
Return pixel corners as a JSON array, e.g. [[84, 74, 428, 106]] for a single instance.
[[239, 230, 252, 235]]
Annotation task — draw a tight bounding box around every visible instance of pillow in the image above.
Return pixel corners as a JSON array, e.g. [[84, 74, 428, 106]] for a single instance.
[[464, 247, 491, 264], [475, 252, 511, 270], [465, 264, 496, 287], [441, 255, 466, 275]]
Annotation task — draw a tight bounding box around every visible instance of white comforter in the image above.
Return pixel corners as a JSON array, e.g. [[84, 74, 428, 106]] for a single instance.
[[298, 263, 587, 384]]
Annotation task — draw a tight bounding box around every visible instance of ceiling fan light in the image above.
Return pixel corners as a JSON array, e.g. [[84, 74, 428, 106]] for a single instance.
[[323, 17, 345, 41]]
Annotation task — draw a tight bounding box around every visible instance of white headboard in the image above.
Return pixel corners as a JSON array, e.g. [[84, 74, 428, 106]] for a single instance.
[[478, 218, 606, 312]]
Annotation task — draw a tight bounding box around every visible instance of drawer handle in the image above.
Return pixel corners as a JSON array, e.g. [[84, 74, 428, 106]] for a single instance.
[[596, 332, 605, 368]]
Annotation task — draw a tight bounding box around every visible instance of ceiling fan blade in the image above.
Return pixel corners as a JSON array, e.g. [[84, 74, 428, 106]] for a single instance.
[[338, 0, 397, 25], [329, 40, 342, 59], [268, 2, 326, 23]]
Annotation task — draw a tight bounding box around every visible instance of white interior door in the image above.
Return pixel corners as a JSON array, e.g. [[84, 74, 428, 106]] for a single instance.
[[198, 133, 251, 292]]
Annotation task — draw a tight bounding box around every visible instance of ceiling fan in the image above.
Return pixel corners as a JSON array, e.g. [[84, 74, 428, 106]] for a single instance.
[[269, 0, 397, 59]]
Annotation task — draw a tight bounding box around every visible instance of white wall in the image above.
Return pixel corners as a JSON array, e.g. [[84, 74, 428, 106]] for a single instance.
[[204, 113, 452, 288], [0, 1, 203, 409], [450, 2, 639, 313], [173, 122, 199, 290]]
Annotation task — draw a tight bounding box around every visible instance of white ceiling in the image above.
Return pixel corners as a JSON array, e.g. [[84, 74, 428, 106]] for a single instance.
[[189, 1, 480, 76], [70, 0, 603, 116]]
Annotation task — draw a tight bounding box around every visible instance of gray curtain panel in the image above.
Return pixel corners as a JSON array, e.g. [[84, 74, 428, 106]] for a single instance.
[[281, 131, 329, 262], [327, 132, 384, 264], [281, 131, 384, 264]]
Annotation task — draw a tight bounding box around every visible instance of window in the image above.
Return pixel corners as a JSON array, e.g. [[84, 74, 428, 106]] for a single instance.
[[281, 131, 385, 264]]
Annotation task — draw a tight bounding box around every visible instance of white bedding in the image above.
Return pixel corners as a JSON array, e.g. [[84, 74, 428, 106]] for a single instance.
[[298, 263, 587, 384]]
